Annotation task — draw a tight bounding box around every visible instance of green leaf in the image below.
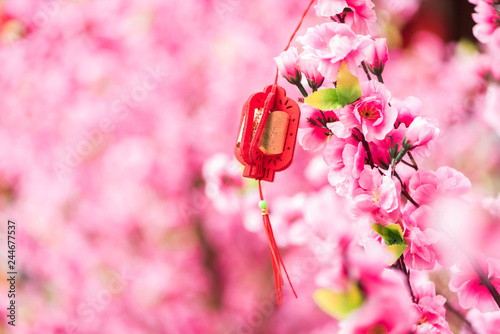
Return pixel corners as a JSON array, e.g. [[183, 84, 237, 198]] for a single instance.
[[313, 283, 364, 320], [304, 88, 343, 111], [371, 223, 408, 261], [372, 223, 405, 245], [336, 61, 362, 106], [387, 244, 408, 261]]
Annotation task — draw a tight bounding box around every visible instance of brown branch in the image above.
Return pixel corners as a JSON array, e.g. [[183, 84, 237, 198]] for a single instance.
[[401, 159, 418, 171], [401, 188, 420, 208], [407, 151, 419, 170], [468, 254, 500, 310], [361, 61, 372, 81], [444, 301, 478, 334], [397, 256, 417, 304], [352, 128, 374, 168]]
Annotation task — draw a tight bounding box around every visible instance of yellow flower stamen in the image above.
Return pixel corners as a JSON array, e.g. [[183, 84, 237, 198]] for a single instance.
[[373, 187, 381, 204]]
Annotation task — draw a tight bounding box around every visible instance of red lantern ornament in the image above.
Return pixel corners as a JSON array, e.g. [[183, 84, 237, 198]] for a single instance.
[[234, 84, 300, 306], [235, 84, 300, 182]]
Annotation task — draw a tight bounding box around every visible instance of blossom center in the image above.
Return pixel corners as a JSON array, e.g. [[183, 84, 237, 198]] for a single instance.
[[367, 324, 387, 334], [373, 187, 381, 204], [359, 103, 381, 120]]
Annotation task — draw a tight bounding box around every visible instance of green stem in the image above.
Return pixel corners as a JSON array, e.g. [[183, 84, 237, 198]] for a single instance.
[[296, 82, 308, 97], [376, 73, 384, 84], [395, 148, 407, 164], [390, 147, 408, 174]]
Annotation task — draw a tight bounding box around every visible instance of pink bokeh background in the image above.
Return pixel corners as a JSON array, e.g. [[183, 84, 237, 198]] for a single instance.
[[1, 0, 499, 333]]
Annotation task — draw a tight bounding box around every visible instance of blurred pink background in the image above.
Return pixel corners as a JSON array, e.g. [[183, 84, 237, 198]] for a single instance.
[[1, 0, 497, 333]]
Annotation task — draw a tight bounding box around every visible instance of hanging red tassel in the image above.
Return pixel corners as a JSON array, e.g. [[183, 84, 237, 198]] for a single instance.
[[259, 180, 297, 306], [233, 0, 315, 306]]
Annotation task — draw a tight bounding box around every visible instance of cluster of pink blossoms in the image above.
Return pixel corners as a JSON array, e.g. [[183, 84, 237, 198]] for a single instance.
[[7, 0, 500, 332], [271, 0, 500, 332], [470, 0, 500, 44]]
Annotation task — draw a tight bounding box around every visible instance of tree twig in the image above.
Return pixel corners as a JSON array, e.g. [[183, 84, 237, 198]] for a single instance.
[[361, 61, 372, 81], [444, 301, 478, 334]]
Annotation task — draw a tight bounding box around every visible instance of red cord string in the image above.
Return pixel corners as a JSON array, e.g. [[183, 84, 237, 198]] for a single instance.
[[258, 179, 264, 201], [274, 0, 317, 84], [262, 0, 315, 306], [259, 180, 298, 307]]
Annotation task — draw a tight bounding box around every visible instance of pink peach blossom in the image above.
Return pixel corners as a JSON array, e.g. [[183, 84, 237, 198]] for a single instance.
[[336, 80, 398, 141], [315, 0, 348, 18], [408, 170, 440, 205], [449, 257, 500, 312], [483, 193, 500, 218], [465, 308, 500, 334], [414, 282, 452, 334], [471, 0, 500, 43], [323, 136, 366, 197], [339, 288, 418, 334], [297, 22, 371, 82], [298, 128, 330, 152], [405, 116, 440, 158], [270, 192, 310, 247], [435, 167, 472, 198], [203, 153, 243, 213], [351, 167, 401, 224], [408, 167, 471, 206], [392, 96, 422, 128], [404, 227, 440, 270], [334, 250, 419, 333], [403, 205, 434, 230], [299, 104, 338, 151], [342, 0, 377, 34], [315, 0, 376, 34], [483, 84, 500, 137]]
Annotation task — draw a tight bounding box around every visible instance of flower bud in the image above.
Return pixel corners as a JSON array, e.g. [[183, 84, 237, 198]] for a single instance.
[[404, 116, 439, 157], [298, 52, 325, 90], [365, 38, 389, 75], [274, 48, 302, 85]]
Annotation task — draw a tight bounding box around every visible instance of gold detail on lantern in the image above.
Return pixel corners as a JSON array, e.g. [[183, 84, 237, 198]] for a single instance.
[[236, 113, 246, 148], [259, 111, 290, 155], [252, 108, 264, 139]]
